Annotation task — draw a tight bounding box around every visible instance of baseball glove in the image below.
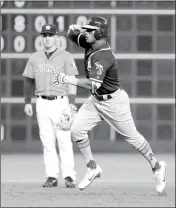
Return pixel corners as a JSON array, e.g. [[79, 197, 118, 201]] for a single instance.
[[56, 104, 77, 131]]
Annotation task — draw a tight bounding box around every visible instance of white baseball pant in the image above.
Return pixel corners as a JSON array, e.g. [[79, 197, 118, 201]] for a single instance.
[[71, 89, 149, 154], [36, 96, 76, 180]]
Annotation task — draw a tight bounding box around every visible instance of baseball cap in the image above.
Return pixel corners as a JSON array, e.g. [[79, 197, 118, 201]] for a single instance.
[[40, 24, 57, 35]]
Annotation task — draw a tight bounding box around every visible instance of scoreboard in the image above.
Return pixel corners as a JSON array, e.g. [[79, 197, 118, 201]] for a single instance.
[[1, 1, 175, 151], [1, 1, 113, 54], [1, 0, 175, 54]]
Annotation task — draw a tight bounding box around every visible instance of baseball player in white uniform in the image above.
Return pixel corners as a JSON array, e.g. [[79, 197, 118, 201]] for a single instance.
[[54, 17, 167, 193], [23, 24, 78, 188]]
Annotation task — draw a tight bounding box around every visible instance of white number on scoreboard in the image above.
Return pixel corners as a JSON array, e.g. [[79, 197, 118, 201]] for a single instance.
[[76, 15, 87, 26], [34, 36, 43, 51], [1, 125, 4, 142], [1, 1, 4, 7], [57, 36, 67, 50], [14, 0, 25, 8], [14, 15, 25, 32], [14, 36, 25, 52], [56, 16, 64, 32], [34, 16, 47, 32], [1, 36, 4, 51]]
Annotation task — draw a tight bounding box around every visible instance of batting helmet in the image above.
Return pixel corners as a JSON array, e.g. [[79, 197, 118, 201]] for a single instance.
[[81, 16, 108, 40]]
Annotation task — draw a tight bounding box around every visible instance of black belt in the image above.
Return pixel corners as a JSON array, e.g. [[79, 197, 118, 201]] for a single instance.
[[93, 88, 121, 101], [94, 94, 112, 101], [37, 95, 63, 100]]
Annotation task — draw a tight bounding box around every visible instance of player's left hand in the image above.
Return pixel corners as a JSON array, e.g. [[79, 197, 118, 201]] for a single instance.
[[24, 103, 33, 116]]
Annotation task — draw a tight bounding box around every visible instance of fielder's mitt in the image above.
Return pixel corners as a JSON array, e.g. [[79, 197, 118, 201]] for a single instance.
[[56, 104, 77, 131]]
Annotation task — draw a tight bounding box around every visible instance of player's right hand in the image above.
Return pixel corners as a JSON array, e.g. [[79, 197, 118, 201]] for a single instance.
[[24, 104, 33, 116]]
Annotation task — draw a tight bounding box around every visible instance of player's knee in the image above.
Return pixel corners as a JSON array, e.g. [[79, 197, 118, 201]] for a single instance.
[[71, 124, 86, 142], [71, 125, 89, 148]]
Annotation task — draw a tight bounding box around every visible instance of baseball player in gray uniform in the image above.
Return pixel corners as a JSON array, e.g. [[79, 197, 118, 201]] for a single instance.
[[23, 24, 78, 188], [54, 17, 166, 193]]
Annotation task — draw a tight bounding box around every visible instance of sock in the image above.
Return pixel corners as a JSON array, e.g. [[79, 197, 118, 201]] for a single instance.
[[137, 139, 160, 170], [152, 161, 161, 172], [143, 149, 157, 168], [76, 138, 94, 164], [87, 160, 97, 169], [80, 145, 94, 164]]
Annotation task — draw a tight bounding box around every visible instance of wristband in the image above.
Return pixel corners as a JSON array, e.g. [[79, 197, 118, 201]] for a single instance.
[[25, 97, 31, 104], [63, 75, 78, 86]]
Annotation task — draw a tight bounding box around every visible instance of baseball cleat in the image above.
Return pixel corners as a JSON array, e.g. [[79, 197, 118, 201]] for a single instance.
[[64, 176, 76, 188], [43, 177, 58, 188], [78, 165, 103, 190], [154, 161, 166, 193]]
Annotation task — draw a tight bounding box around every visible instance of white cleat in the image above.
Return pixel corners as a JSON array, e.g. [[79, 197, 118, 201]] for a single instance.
[[78, 165, 103, 190], [154, 161, 166, 193]]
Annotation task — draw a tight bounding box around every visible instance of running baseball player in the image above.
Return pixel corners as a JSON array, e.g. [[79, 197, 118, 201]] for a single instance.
[[54, 17, 167, 193], [23, 24, 78, 188]]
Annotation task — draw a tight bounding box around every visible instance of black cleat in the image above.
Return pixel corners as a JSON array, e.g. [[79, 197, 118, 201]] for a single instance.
[[64, 176, 76, 188], [43, 177, 58, 188]]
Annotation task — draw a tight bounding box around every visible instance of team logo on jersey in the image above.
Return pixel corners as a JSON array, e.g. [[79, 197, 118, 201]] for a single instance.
[[34, 64, 63, 76], [94, 62, 103, 75]]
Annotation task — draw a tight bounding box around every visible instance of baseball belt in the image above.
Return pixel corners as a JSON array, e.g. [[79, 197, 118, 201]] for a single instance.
[[37, 95, 64, 100]]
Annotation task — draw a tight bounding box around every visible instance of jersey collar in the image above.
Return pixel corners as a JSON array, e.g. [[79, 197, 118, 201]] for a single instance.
[[97, 41, 110, 50], [86, 41, 110, 56]]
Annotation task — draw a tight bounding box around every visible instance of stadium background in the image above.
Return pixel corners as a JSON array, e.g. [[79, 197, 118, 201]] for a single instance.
[[1, 0, 175, 153]]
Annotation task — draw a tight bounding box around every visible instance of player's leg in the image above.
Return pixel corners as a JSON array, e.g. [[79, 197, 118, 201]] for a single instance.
[[71, 96, 103, 190], [95, 89, 166, 193], [36, 99, 59, 187], [71, 96, 102, 163], [49, 96, 76, 187], [55, 129, 76, 188]]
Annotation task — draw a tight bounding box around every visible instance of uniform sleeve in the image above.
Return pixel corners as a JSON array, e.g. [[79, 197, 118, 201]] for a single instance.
[[76, 33, 90, 49], [23, 77, 35, 104], [67, 28, 89, 49], [22, 57, 35, 78], [64, 52, 79, 76], [89, 54, 112, 83]]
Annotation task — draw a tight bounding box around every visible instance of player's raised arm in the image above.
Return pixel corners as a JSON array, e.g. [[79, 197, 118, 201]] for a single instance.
[[67, 25, 89, 49]]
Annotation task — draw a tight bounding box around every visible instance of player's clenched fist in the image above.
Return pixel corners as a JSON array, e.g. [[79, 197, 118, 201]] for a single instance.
[[69, 24, 82, 31], [24, 103, 33, 116], [68, 24, 86, 34], [67, 24, 85, 39]]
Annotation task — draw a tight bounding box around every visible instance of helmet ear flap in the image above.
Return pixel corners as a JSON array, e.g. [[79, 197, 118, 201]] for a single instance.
[[94, 28, 102, 40]]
